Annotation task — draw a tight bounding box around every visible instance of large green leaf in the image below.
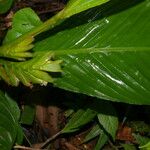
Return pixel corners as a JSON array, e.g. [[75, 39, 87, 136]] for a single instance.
[[34, 0, 150, 104], [0, 0, 109, 83], [0, 91, 23, 149]]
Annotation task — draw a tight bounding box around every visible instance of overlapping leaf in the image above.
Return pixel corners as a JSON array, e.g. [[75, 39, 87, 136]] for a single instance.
[[84, 124, 102, 142], [34, 0, 150, 104], [62, 108, 97, 133], [94, 133, 108, 150], [83, 102, 118, 149], [84, 124, 109, 150]]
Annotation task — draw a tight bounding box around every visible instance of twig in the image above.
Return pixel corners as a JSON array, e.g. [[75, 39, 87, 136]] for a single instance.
[[22, 131, 32, 147], [13, 145, 47, 150], [40, 131, 61, 148]]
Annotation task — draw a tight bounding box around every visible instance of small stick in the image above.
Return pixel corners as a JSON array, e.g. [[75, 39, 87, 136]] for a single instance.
[[13, 145, 47, 150], [40, 131, 61, 148]]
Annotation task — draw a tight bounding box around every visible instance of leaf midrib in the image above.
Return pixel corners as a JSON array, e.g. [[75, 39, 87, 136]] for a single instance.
[[35, 47, 150, 56]]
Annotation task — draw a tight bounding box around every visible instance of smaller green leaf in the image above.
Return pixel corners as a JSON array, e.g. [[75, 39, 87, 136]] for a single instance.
[[97, 104, 118, 141], [64, 109, 74, 117], [140, 142, 150, 150], [4, 8, 42, 44], [94, 132, 108, 150], [20, 105, 35, 125], [0, 0, 13, 14], [84, 124, 102, 143], [121, 144, 137, 150], [63, 0, 109, 18], [133, 134, 150, 147], [62, 108, 97, 133]]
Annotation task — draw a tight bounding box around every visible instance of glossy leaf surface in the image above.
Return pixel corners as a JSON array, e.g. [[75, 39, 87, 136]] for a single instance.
[[34, 0, 150, 104]]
